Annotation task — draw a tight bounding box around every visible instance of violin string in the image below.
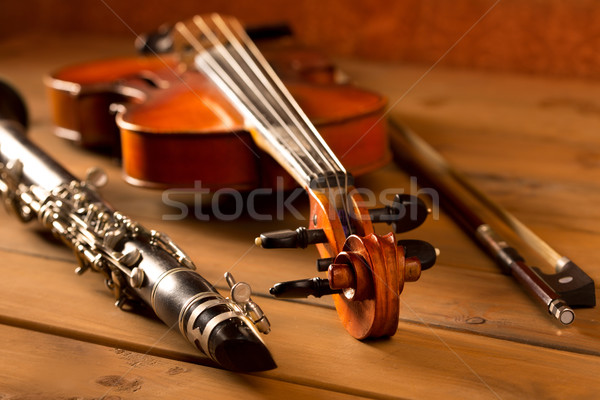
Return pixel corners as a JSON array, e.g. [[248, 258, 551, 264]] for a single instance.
[[223, 15, 355, 236], [223, 15, 356, 236], [178, 17, 352, 233], [193, 16, 327, 183], [206, 14, 354, 234], [175, 22, 314, 185], [212, 16, 331, 175], [222, 16, 355, 234], [223, 16, 345, 177], [178, 19, 316, 184], [179, 17, 352, 233]]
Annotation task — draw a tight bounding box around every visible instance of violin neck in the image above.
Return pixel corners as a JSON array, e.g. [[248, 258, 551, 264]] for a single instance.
[[174, 14, 350, 190]]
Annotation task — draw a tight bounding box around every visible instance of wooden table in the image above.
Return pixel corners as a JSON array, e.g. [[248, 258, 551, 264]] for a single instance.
[[0, 35, 598, 399]]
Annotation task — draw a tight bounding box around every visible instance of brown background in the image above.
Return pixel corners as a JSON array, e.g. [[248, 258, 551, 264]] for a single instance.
[[2, 0, 600, 79]]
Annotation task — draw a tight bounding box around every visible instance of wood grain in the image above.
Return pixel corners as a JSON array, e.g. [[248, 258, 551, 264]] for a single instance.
[[0, 249, 599, 399], [0, 324, 367, 400]]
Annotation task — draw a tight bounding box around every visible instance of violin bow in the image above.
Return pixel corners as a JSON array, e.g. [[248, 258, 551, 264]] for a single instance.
[[389, 120, 596, 325]]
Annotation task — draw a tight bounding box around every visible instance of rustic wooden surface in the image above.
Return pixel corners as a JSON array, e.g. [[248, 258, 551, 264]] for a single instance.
[[0, 34, 599, 399]]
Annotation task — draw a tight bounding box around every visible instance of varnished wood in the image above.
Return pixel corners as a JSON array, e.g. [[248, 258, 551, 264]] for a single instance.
[[308, 184, 415, 339], [331, 233, 401, 339], [46, 50, 389, 189]]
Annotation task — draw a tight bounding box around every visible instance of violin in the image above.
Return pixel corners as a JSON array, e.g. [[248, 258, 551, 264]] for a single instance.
[[45, 14, 437, 339], [45, 22, 387, 190]]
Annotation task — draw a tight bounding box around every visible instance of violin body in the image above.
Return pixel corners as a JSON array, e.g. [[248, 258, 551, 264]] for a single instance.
[[46, 47, 389, 190]]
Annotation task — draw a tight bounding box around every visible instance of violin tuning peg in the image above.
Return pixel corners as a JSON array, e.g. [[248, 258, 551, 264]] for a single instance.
[[316, 257, 335, 272], [255, 227, 328, 249], [369, 194, 429, 233], [397, 239, 437, 271], [269, 277, 341, 298]]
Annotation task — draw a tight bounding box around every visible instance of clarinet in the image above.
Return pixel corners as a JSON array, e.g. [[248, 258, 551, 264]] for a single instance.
[[0, 81, 275, 372]]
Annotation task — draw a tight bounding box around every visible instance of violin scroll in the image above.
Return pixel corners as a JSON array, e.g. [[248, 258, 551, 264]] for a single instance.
[[261, 188, 437, 339]]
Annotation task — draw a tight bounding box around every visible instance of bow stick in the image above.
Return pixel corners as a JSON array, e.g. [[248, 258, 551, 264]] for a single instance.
[[389, 120, 595, 325]]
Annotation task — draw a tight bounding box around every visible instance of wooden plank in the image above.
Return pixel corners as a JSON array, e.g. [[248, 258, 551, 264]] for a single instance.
[[342, 59, 600, 188], [2, 223, 597, 363], [0, 324, 367, 400], [0, 249, 599, 399]]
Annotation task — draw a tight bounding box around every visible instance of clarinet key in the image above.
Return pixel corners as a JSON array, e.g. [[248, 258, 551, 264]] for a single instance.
[[316, 257, 335, 272]]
